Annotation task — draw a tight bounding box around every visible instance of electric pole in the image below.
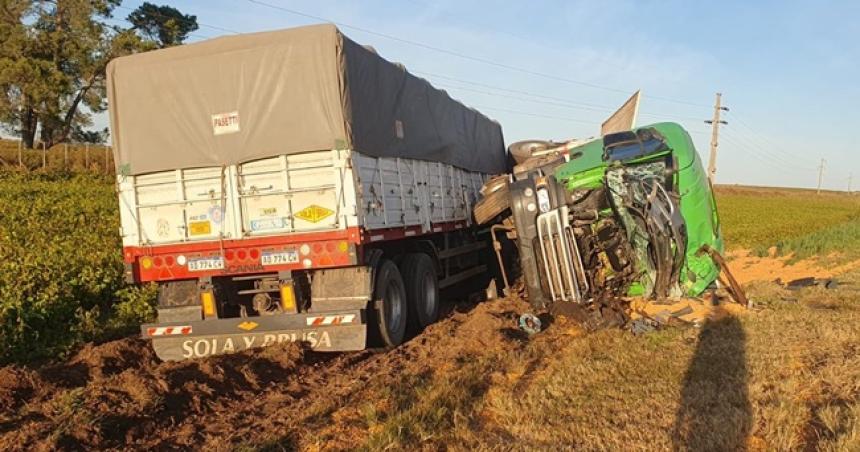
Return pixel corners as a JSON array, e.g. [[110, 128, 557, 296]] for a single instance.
[[817, 158, 826, 194], [705, 93, 728, 184]]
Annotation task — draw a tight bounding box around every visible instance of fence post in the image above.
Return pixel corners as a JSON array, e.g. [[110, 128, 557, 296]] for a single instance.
[[17, 139, 22, 168], [64, 143, 68, 169], [85, 143, 90, 170], [42, 142, 46, 169]]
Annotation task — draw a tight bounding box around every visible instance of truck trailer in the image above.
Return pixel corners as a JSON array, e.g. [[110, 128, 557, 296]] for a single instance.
[[107, 24, 505, 361]]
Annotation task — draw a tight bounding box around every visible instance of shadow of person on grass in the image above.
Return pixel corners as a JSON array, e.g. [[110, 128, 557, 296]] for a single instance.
[[673, 315, 752, 451]]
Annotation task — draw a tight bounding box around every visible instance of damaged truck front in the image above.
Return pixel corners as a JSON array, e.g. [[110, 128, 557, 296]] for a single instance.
[[478, 122, 724, 309]]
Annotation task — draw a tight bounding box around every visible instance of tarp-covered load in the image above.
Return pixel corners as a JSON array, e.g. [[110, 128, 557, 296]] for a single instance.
[[107, 24, 506, 175]]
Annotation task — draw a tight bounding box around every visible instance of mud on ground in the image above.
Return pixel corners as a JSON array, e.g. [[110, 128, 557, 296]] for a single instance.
[[0, 291, 551, 451]]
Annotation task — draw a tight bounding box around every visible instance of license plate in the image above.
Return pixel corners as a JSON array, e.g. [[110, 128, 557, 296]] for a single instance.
[[261, 250, 299, 266], [188, 257, 224, 272], [250, 218, 285, 231]]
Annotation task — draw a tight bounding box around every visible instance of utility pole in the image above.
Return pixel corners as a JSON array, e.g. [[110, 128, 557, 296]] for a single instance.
[[817, 158, 826, 194], [704, 93, 728, 184]]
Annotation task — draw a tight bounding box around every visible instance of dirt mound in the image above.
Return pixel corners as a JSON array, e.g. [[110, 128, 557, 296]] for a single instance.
[[0, 295, 537, 450]]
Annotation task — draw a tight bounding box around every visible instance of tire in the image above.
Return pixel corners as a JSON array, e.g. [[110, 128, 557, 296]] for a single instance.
[[372, 259, 408, 348], [400, 253, 439, 331]]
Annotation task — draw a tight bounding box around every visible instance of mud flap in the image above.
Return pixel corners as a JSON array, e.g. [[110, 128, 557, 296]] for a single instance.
[[142, 309, 366, 361], [150, 325, 366, 361]]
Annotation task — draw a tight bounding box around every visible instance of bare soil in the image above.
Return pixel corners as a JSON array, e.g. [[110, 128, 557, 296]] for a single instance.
[[0, 293, 538, 450], [726, 249, 860, 285]]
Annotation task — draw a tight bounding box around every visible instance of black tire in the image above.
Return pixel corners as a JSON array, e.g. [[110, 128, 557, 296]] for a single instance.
[[400, 253, 439, 331], [372, 259, 408, 348]]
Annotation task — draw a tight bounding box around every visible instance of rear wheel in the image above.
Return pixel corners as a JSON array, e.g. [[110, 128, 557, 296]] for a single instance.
[[372, 259, 408, 348], [400, 253, 439, 331]]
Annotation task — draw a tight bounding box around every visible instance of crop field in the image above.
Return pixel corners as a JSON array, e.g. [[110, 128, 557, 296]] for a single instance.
[[716, 185, 860, 258], [0, 173, 859, 450]]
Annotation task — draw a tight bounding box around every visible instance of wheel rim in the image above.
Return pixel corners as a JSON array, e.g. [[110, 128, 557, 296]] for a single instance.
[[423, 271, 437, 318], [385, 281, 403, 331]]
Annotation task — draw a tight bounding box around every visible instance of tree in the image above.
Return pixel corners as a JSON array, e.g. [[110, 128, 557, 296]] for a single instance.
[[127, 2, 198, 48], [0, 1, 196, 149]]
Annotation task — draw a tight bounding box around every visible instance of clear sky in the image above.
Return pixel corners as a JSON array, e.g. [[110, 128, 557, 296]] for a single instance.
[[112, 1, 860, 189]]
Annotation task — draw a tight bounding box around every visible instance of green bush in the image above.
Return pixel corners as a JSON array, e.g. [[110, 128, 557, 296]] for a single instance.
[[0, 171, 155, 364]]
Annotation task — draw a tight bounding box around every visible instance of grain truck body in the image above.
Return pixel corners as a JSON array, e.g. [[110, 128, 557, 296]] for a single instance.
[[107, 24, 505, 361]]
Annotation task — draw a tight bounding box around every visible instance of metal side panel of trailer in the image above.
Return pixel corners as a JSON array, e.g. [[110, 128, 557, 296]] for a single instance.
[[118, 148, 491, 254]]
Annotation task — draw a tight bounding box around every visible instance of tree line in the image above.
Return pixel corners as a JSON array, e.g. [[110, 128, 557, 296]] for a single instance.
[[0, 0, 199, 149]]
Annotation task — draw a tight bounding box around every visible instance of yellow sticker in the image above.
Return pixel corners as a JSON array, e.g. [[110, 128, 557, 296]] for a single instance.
[[237, 321, 259, 331], [294, 205, 334, 223], [260, 207, 277, 216], [189, 221, 212, 236]]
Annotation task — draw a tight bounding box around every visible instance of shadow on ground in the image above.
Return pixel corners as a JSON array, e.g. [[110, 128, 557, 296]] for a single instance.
[[673, 315, 752, 451]]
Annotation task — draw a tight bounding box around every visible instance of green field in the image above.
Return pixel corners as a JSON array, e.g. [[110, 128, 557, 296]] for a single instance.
[[715, 185, 860, 258], [0, 172, 153, 364]]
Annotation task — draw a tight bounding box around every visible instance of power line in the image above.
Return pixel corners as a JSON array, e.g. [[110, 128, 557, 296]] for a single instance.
[[244, 0, 711, 109], [723, 127, 813, 172], [470, 105, 598, 125], [720, 132, 813, 174], [718, 133, 803, 173], [423, 73, 704, 123], [724, 110, 813, 164]]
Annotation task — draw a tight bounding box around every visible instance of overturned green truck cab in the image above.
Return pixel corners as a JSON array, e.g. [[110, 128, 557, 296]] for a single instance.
[[505, 122, 723, 309]]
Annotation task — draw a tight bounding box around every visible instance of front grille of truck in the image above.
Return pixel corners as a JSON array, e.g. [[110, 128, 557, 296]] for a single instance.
[[535, 206, 588, 303]]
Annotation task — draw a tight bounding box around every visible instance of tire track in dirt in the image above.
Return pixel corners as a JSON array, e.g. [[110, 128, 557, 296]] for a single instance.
[[0, 294, 544, 450]]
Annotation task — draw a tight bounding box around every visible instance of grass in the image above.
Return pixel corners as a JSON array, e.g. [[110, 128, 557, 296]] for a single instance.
[[355, 275, 860, 451], [715, 185, 860, 258]]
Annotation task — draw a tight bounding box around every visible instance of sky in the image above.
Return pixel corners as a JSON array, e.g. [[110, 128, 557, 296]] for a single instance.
[[98, 1, 860, 189]]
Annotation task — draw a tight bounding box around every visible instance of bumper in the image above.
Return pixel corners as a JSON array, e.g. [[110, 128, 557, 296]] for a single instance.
[[141, 309, 367, 361]]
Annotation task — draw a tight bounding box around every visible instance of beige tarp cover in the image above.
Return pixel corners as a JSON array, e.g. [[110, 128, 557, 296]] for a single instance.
[[107, 24, 506, 175]]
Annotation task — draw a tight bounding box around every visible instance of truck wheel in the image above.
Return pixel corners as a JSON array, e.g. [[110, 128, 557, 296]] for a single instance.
[[400, 253, 439, 331], [373, 259, 408, 348]]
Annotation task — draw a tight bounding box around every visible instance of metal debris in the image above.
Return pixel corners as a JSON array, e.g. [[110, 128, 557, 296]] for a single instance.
[[518, 313, 543, 335]]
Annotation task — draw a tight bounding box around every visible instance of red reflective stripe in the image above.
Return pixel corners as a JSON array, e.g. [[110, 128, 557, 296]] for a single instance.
[[312, 317, 325, 326], [147, 327, 157, 336], [181, 326, 192, 334]]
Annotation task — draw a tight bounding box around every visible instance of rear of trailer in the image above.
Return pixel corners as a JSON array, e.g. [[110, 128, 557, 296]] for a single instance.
[[107, 24, 506, 361]]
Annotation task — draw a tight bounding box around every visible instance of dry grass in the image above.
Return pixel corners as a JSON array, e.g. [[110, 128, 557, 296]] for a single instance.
[[356, 278, 860, 451], [354, 186, 860, 451]]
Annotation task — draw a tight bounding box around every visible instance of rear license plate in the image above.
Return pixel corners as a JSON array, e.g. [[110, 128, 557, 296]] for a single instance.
[[188, 257, 225, 272], [250, 218, 286, 231], [261, 250, 299, 266]]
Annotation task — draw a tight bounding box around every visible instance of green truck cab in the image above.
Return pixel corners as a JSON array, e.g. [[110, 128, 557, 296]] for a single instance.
[[504, 122, 723, 308]]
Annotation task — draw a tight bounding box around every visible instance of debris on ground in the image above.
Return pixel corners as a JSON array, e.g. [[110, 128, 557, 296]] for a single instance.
[[775, 276, 840, 290]]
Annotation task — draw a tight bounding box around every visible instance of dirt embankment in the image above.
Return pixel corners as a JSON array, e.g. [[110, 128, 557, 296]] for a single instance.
[[0, 294, 538, 450]]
